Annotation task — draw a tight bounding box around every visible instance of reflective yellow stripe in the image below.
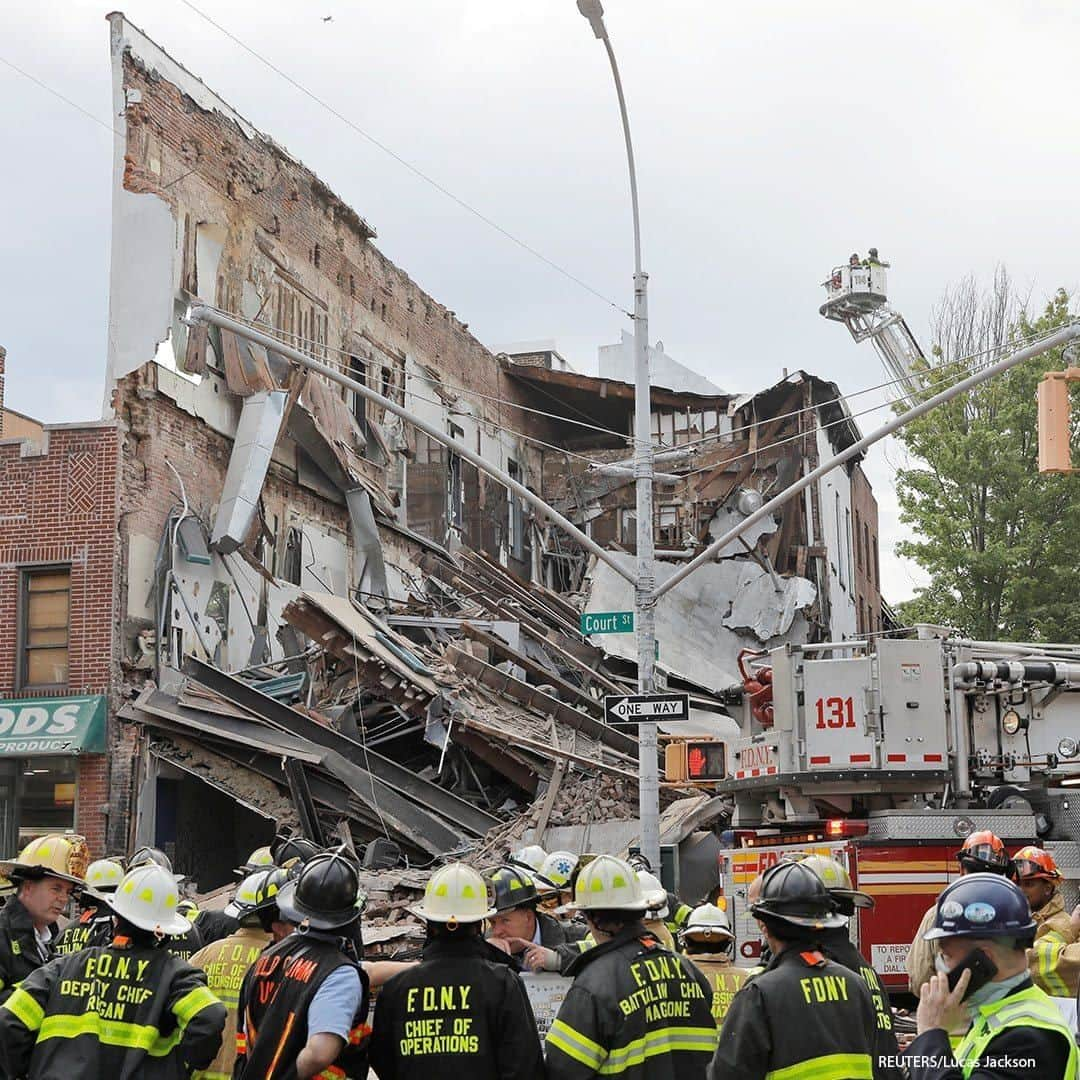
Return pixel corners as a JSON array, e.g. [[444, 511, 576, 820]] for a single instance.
[[765, 1052, 875, 1080], [1035, 939, 1070, 997], [2, 988, 45, 1031], [192, 1072, 232, 1080], [547, 1019, 608, 1070], [38, 1013, 185, 1056], [597, 1027, 719, 1074], [173, 985, 220, 1024]]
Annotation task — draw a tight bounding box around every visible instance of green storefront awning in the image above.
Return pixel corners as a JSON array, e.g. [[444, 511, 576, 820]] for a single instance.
[[0, 695, 107, 756]]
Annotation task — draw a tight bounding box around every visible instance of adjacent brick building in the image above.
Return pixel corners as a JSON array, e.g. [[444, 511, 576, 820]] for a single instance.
[[0, 347, 119, 857]]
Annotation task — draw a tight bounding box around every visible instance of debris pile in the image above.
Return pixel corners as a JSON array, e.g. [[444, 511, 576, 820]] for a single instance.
[[121, 540, 724, 889]]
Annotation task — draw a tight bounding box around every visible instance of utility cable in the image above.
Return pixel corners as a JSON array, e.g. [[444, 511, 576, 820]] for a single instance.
[[0, 54, 123, 137], [218, 307, 634, 445], [656, 324, 1070, 458], [207, 309, 624, 465], [675, 333, 1063, 481], [175, 0, 631, 318]]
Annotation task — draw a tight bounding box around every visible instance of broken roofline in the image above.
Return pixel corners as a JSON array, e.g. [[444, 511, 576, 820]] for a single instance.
[[732, 369, 865, 458], [502, 361, 866, 460], [502, 358, 732, 408], [106, 11, 375, 242]]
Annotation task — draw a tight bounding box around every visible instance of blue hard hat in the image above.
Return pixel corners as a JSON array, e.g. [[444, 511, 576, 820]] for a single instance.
[[924, 872, 1035, 941]]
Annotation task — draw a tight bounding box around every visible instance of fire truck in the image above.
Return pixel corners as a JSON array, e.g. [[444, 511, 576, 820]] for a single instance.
[[710, 631, 1080, 994]]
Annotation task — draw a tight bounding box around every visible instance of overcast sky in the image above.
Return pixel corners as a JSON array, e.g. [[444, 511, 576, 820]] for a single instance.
[[3, 1, 1078, 603]]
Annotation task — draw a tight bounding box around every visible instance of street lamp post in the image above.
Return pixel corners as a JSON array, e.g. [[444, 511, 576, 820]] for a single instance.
[[577, 0, 660, 869]]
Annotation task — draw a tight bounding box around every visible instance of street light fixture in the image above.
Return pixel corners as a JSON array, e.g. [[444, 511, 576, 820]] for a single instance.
[[576, 0, 660, 868]]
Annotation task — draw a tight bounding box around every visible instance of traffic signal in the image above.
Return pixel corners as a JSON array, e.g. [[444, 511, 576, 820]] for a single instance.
[[664, 739, 725, 782], [1038, 368, 1080, 474]]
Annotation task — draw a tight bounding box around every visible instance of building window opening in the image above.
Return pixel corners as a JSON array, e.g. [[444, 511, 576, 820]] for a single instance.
[[448, 423, 465, 529], [508, 459, 526, 561], [20, 568, 70, 691]]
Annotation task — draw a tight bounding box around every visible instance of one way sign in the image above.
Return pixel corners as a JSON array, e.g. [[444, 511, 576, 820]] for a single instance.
[[604, 693, 691, 725]]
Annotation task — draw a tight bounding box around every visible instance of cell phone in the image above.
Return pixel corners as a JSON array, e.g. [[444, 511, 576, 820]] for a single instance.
[[946, 948, 998, 1000]]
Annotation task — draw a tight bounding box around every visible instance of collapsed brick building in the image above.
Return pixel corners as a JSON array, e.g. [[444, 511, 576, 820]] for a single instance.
[[0, 14, 883, 883]]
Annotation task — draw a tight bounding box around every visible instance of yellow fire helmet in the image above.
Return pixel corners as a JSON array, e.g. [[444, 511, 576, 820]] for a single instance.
[[409, 863, 496, 925], [797, 853, 873, 912], [2, 834, 90, 888]]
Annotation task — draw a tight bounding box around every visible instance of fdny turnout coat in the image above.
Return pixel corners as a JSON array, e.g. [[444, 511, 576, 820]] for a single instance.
[[53, 902, 114, 957], [236, 928, 370, 1080], [818, 925, 903, 1080], [189, 925, 269, 1080], [370, 933, 544, 1080], [708, 945, 877, 1080], [546, 925, 717, 1080], [0, 937, 226, 1080], [0, 897, 58, 1005]]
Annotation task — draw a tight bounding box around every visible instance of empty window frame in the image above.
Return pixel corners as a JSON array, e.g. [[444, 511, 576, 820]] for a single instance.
[[448, 423, 465, 529], [508, 460, 526, 561]]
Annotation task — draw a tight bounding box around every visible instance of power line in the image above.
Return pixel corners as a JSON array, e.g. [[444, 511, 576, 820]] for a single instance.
[[217, 307, 634, 445], [175, 0, 631, 319], [675, 330, 1067, 482], [202, 308, 617, 466], [643, 321, 1067, 462], [655, 324, 1070, 460], [0, 54, 122, 137]]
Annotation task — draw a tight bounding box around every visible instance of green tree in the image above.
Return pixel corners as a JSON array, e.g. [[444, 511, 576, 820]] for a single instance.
[[894, 270, 1080, 640]]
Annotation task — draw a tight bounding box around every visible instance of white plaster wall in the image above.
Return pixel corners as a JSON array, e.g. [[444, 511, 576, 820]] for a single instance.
[[815, 425, 858, 641]]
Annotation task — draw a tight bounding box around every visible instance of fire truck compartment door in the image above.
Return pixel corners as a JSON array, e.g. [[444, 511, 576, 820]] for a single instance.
[[877, 639, 948, 769], [802, 657, 877, 769]]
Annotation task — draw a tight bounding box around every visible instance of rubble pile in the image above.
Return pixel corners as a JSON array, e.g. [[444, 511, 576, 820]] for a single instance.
[[122, 539, 720, 886]]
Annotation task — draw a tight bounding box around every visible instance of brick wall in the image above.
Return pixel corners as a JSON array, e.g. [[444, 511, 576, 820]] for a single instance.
[[851, 463, 882, 633], [118, 50, 553, 447], [0, 422, 119, 855]]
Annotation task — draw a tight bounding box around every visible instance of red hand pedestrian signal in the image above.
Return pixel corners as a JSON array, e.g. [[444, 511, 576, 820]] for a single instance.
[[688, 747, 708, 778]]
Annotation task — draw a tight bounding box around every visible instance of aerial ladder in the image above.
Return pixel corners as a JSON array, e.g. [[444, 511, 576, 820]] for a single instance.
[[819, 255, 925, 394]]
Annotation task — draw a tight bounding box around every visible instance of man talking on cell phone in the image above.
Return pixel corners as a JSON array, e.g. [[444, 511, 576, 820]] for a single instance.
[[906, 873, 1077, 1080]]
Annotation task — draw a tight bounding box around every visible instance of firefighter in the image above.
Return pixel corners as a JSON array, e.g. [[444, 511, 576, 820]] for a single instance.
[[546, 855, 717, 1080], [1014, 846, 1073, 942], [235, 850, 371, 1080], [486, 865, 575, 956], [0, 833, 89, 1003], [190, 867, 278, 1080], [799, 853, 903, 1078], [126, 846, 205, 960], [628, 854, 693, 939], [708, 860, 877, 1080], [907, 830, 1012, 996], [636, 870, 678, 950], [678, 903, 747, 1026], [237, 845, 275, 874], [508, 844, 548, 875], [54, 857, 124, 956], [1011, 847, 1080, 997], [270, 833, 322, 870], [0, 861, 226, 1078], [369, 862, 544, 1080], [537, 850, 580, 911], [906, 872, 1077, 1079]]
